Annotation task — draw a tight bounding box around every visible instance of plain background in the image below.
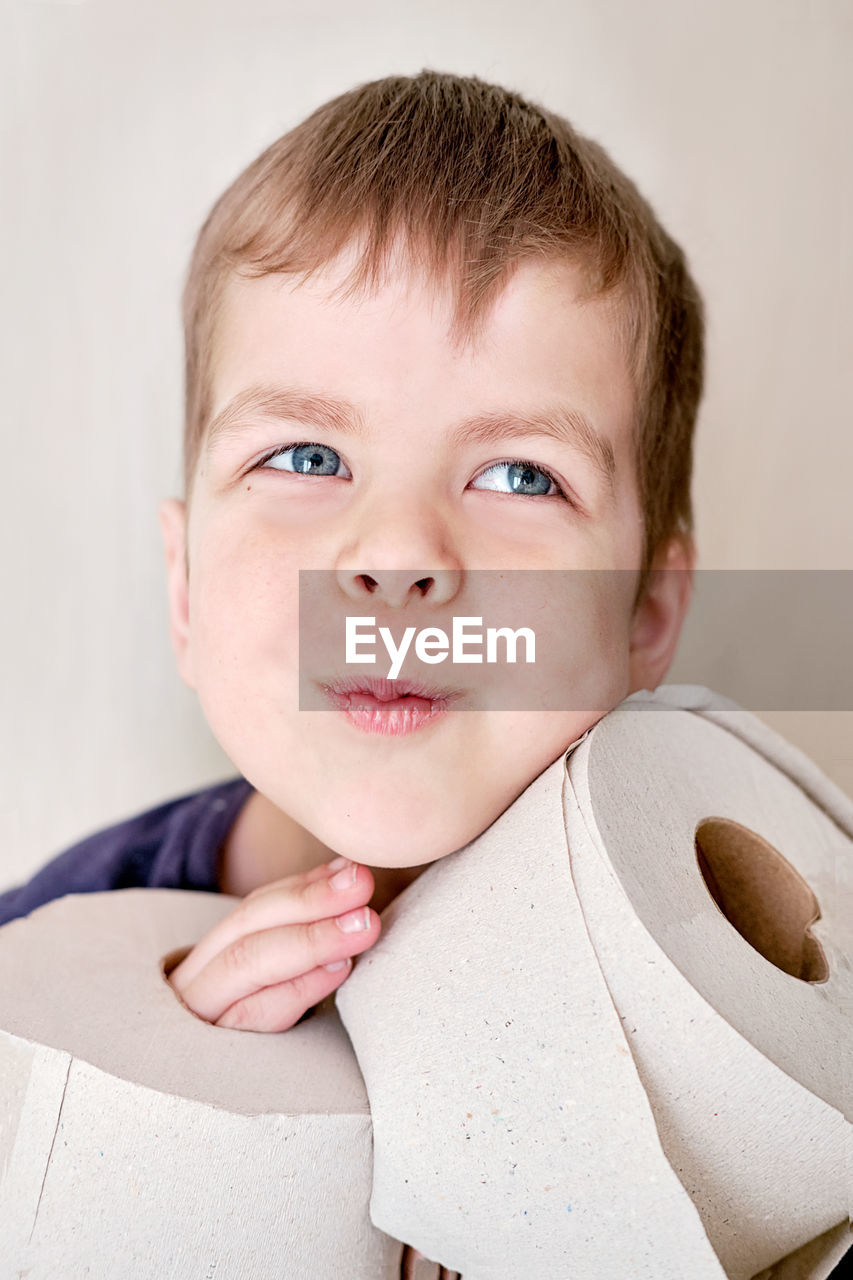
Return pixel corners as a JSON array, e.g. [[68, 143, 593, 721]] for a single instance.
[[1, 0, 850, 891]]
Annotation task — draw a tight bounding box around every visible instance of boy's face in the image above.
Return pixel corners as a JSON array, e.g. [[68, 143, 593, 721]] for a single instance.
[[160, 251, 690, 867]]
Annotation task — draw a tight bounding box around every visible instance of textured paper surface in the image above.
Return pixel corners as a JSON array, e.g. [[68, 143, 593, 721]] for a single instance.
[[565, 698, 851, 1275], [335, 685, 851, 1278], [0, 889, 370, 1115], [0, 685, 849, 1278], [0, 891, 403, 1278], [337, 751, 728, 1277]]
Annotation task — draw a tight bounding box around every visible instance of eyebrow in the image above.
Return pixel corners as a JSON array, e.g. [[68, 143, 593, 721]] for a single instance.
[[205, 383, 617, 495]]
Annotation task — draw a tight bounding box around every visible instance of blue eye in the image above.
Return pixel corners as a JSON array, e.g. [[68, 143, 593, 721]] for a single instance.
[[257, 443, 352, 477], [471, 459, 568, 500], [254, 445, 571, 504]]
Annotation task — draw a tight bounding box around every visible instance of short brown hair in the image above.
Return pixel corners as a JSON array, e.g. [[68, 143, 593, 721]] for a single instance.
[[182, 70, 704, 601]]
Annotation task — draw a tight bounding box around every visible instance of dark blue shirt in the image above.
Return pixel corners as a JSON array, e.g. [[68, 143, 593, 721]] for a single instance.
[[0, 776, 254, 927]]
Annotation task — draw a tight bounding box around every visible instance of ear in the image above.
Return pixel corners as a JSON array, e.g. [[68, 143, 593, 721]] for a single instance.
[[627, 533, 696, 694], [157, 497, 196, 690]]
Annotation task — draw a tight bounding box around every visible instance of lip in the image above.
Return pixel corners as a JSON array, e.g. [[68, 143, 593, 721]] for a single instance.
[[319, 675, 463, 736]]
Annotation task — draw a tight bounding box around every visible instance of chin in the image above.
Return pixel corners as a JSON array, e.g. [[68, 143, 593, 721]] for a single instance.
[[323, 815, 471, 869]]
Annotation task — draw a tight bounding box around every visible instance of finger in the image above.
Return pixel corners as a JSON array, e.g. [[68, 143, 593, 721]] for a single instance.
[[214, 958, 355, 1033], [174, 905, 381, 1025], [245, 857, 341, 900], [170, 858, 373, 990]]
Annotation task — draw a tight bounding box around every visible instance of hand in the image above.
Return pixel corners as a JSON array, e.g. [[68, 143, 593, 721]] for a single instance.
[[167, 857, 380, 1032]]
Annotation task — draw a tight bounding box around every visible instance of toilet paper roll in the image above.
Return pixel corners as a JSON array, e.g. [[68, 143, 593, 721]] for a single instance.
[[0, 889, 406, 1278], [1, 684, 849, 1279], [335, 684, 852, 1279]]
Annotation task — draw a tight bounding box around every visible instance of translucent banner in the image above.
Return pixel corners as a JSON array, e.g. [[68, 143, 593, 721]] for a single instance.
[[297, 570, 853, 712]]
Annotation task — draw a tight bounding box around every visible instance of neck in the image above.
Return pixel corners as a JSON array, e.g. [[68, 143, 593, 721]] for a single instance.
[[217, 788, 429, 912]]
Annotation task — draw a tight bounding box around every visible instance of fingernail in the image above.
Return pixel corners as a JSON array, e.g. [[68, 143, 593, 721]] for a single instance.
[[336, 907, 371, 933], [323, 957, 352, 972], [329, 862, 357, 891], [327, 856, 350, 872]]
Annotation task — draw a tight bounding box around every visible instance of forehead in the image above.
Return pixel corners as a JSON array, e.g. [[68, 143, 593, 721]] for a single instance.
[[207, 255, 637, 481], [215, 249, 629, 374]]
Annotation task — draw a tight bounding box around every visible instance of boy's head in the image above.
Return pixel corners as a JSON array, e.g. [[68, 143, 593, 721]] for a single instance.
[[158, 71, 703, 867]]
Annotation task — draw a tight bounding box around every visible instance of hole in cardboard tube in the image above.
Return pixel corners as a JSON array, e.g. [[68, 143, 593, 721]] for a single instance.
[[159, 946, 213, 1023], [694, 817, 829, 984], [161, 945, 193, 980]]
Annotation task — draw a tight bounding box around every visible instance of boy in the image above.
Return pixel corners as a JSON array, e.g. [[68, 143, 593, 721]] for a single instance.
[[0, 70, 700, 1036]]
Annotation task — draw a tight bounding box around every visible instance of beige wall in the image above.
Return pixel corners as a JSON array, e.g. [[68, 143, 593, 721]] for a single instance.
[[1, 0, 850, 889]]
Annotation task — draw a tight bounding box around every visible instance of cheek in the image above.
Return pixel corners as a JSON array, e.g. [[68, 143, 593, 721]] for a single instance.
[[187, 531, 302, 689], [525, 571, 635, 693]]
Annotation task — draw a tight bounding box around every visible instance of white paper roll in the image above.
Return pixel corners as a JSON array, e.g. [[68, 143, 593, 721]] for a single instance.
[[0, 889, 405, 1278], [1, 685, 849, 1279], [335, 684, 852, 1279], [566, 688, 851, 1275]]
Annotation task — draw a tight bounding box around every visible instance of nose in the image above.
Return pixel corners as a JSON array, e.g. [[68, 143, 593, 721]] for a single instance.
[[338, 566, 460, 608], [335, 495, 463, 608]]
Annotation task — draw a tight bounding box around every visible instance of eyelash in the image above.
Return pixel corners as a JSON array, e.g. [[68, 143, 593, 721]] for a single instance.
[[253, 443, 574, 505], [481, 458, 571, 503]]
